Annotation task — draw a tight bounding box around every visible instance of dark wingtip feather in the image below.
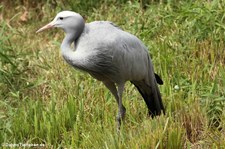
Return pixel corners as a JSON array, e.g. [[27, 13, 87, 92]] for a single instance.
[[131, 81, 165, 118], [155, 73, 163, 85]]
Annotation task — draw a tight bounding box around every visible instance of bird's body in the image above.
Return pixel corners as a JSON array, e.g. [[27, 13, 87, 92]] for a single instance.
[[64, 21, 150, 83], [37, 11, 165, 129]]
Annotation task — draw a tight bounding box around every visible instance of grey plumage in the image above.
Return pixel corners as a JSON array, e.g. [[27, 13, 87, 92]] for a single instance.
[[37, 11, 165, 129]]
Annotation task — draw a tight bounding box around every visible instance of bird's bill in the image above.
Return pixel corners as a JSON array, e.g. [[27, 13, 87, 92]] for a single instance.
[[36, 21, 54, 33]]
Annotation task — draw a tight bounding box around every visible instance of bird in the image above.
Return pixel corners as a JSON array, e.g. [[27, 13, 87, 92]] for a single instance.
[[36, 11, 165, 129]]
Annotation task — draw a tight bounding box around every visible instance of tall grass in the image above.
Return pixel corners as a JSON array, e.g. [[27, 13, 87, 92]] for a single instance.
[[1, 0, 225, 148]]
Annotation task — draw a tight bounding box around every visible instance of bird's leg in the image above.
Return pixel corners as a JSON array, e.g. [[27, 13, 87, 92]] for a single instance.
[[103, 81, 126, 130], [116, 83, 126, 130], [103, 81, 119, 103]]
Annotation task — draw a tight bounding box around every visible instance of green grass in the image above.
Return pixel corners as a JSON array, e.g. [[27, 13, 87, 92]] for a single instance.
[[1, 0, 225, 148]]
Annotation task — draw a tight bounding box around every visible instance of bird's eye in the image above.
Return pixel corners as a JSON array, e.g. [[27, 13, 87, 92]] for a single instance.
[[59, 17, 64, 20]]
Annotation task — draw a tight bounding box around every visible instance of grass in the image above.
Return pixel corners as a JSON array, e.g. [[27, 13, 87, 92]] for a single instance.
[[0, 0, 225, 148]]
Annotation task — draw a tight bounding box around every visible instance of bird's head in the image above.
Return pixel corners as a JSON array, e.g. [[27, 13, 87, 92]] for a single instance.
[[36, 11, 85, 34]]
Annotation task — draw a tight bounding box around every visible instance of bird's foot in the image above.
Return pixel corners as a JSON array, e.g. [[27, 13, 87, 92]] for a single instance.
[[116, 106, 126, 131]]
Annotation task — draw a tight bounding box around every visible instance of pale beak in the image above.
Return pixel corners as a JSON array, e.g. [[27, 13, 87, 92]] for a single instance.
[[36, 21, 55, 33]]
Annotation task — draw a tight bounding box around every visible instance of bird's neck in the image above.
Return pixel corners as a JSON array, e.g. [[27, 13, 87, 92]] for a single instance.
[[61, 23, 84, 52], [60, 33, 77, 65], [61, 33, 75, 53], [60, 31, 85, 68]]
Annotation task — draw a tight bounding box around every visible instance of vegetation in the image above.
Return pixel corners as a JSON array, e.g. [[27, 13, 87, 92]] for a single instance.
[[0, 0, 225, 148]]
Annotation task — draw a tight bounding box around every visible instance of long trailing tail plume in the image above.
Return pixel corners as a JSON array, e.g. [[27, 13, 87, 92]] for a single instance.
[[131, 74, 165, 117]]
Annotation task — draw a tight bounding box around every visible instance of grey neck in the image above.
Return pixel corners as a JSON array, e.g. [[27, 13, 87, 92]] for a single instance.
[[61, 33, 75, 53], [60, 29, 84, 67]]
